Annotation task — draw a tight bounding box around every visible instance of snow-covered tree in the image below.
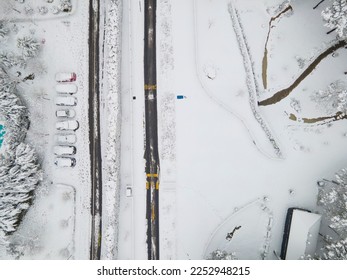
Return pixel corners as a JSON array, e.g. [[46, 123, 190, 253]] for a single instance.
[[207, 249, 237, 260], [60, 0, 72, 12], [320, 238, 347, 259], [17, 36, 40, 59], [0, 143, 42, 234], [0, 18, 44, 244], [317, 168, 347, 238], [0, 52, 27, 69], [0, 21, 9, 40], [322, 0, 347, 38], [311, 80, 347, 115], [0, 67, 41, 240]]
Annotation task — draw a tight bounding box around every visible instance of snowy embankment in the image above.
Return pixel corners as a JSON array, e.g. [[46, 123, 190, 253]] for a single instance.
[[192, 0, 282, 160], [157, 0, 178, 260], [228, 3, 282, 159], [100, 0, 122, 260]]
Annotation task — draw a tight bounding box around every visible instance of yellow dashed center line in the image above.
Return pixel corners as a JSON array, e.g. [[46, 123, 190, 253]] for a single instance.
[[144, 84, 157, 90]]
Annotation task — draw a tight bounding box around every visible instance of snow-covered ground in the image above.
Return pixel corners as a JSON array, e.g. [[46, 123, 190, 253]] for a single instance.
[[0, 0, 91, 259], [1, 0, 346, 261], [116, 0, 347, 260], [161, 0, 347, 259]]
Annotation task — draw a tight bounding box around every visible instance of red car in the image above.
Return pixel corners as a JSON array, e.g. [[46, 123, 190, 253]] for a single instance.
[[55, 72, 77, 82]]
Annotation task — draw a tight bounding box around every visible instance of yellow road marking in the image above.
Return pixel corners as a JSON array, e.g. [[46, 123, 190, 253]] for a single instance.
[[144, 84, 157, 90], [151, 206, 155, 221], [146, 182, 150, 190], [98, 234, 101, 246], [156, 182, 159, 190], [146, 173, 158, 178]]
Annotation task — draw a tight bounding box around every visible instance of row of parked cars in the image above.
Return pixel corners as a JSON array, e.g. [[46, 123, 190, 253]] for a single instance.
[[54, 72, 79, 168]]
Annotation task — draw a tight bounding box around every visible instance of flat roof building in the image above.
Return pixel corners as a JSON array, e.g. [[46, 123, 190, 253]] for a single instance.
[[280, 208, 321, 260]]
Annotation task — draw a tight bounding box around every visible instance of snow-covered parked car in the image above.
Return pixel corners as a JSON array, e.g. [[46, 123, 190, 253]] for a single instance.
[[55, 134, 77, 144], [55, 183, 75, 189], [53, 145, 76, 156], [55, 72, 77, 82], [54, 157, 76, 167], [55, 83, 78, 94], [56, 109, 76, 118], [56, 120, 79, 131], [55, 96, 77, 106]]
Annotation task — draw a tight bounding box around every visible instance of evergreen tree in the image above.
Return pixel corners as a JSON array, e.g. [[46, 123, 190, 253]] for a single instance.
[[0, 143, 42, 234], [311, 80, 347, 115], [318, 168, 347, 238], [17, 36, 40, 59], [321, 238, 347, 259], [322, 0, 347, 38], [208, 249, 237, 260]]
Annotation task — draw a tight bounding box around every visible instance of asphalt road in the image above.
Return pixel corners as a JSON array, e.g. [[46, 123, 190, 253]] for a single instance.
[[89, 0, 102, 260], [144, 0, 160, 260]]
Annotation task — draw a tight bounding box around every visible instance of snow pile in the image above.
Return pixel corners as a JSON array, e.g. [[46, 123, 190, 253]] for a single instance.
[[159, 0, 174, 73], [101, 0, 122, 259], [322, 0, 347, 38], [158, 0, 176, 167], [160, 93, 176, 162]]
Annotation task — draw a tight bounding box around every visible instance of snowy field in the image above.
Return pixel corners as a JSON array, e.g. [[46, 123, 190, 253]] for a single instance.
[[0, 0, 91, 259], [118, 0, 347, 260], [163, 0, 346, 259]]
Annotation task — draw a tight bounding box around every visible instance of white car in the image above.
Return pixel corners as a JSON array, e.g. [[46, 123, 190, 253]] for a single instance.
[[56, 120, 79, 131], [55, 72, 77, 83], [55, 96, 77, 106], [126, 186, 132, 197], [55, 134, 77, 144], [55, 83, 78, 94], [53, 145, 76, 156], [56, 109, 76, 118], [54, 157, 76, 167]]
